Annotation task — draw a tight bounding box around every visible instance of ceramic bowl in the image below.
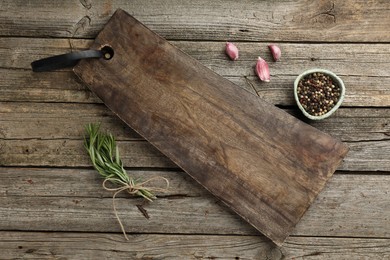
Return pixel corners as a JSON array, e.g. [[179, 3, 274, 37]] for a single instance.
[[294, 68, 345, 120]]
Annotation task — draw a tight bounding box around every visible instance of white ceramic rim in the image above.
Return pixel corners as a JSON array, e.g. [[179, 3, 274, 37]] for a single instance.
[[294, 68, 345, 120]]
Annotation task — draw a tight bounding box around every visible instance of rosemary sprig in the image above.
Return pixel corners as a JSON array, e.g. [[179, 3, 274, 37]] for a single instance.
[[84, 123, 169, 240], [84, 123, 156, 201]]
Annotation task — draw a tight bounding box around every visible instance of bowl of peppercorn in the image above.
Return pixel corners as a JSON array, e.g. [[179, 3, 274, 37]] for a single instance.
[[294, 69, 345, 120]]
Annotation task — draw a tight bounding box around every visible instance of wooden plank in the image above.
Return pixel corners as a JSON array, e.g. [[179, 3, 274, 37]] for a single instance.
[[1, 102, 389, 142], [342, 141, 390, 172], [74, 10, 349, 245], [0, 102, 388, 171], [4, 39, 390, 75], [3, 139, 388, 172], [282, 237, 390, 259], [3, 69, 390, 107], [0, 135, 388, 172], [299, 108, 390, 142], [1, 0, 389, 42], [0, 168, 388, 238], [1, 38, 389, 106], [0, 232, 389, 260]]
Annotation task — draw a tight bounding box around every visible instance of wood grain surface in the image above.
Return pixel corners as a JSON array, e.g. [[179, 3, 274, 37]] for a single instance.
[[1, 103, 388, 171], [0, 168, 388, 238], [1, 0, 389, 42], [1, 38, 389, 107], [1, 232, 389, 260], [1, 0, 389, 258], [74, 9, 348, 245]]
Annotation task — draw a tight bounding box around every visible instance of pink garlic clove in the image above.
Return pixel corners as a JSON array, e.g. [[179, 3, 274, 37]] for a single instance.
[[255, 57, 270, 82], [225, 42, 239, 60], [268, 44, 281, 61]]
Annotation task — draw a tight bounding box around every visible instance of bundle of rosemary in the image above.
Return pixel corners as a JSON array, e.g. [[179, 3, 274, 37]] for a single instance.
[[84, 123, 169, 239]]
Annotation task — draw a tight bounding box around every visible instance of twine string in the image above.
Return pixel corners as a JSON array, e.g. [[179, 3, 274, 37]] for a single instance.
[[102, 177, 170, 240]]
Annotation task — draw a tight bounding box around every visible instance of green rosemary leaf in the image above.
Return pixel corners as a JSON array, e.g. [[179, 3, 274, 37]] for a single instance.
[[115, 146, 121, 166], [139, 189, 156, 200]]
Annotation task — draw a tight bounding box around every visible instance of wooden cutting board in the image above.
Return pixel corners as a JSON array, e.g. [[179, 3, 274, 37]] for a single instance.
[[74, 9, 348, 245]]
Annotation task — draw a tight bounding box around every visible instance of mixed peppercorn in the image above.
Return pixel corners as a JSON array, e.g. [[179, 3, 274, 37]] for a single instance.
[[297, 73, 341, 117]]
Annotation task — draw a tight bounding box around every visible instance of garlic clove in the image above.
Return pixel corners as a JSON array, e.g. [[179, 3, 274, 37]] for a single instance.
[[268, 44, 281, 61], [225, 42, 239, 61], [255, 57, 270, 82]]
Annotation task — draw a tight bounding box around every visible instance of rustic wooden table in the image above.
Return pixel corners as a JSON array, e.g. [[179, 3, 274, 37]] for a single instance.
[[0, 1, 389, 259]]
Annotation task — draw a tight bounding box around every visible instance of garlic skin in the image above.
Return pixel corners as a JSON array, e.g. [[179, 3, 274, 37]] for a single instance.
[[225, 42, 239, 61], [255, 57, 270, 82], [268, 44, 281, 61]]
